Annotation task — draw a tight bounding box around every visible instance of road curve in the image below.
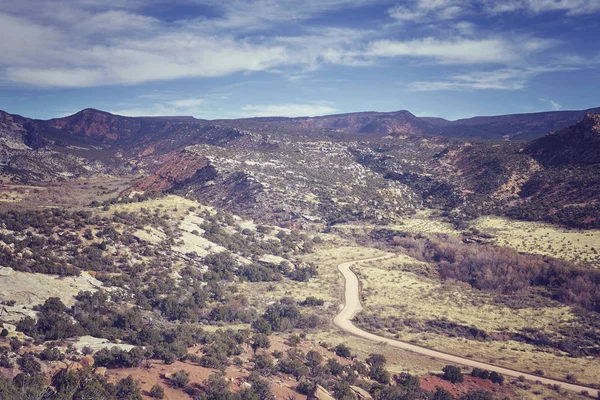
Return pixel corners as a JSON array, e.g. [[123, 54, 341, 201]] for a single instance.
[[334, 255, 599, 397]]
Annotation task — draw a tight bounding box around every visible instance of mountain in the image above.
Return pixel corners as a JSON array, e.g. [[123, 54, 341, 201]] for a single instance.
[[33, 106, 600, 144], [525, 113, 600, 165], [2, 107, 600, 228], [433, 107, 600, 140], [220, 110, 435, 136], [49, 108, 202, 144]]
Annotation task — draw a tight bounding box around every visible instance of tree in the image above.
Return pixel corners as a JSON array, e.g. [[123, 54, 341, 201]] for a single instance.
[[251, 317, 272, 335], [470, 368, 489, 380], [240, 372, 275, 400], [460, 390, 492, 400], [17, 353, 42, 375], [306, 350, 323, 370], [203, 372, 234, 400], [334, 344, 351, 358], [488, 371, 504, 385], [115, 375, 143, 400], [251, 333, 271, 352], [149, 383, 165, 399], [442, 365, 463, 384], [366, 353, 386, 367], [170, 370, 190, 388], [433, 386, 455, 400], [253, 354, 275, 376], [296, 381, 315, 395]]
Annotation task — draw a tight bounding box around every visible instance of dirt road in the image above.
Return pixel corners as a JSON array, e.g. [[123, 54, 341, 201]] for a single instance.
[[333, 255, 599, 397]]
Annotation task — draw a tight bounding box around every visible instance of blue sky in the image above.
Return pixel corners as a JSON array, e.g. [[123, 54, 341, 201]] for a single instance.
[[0, 0, 599, 120]]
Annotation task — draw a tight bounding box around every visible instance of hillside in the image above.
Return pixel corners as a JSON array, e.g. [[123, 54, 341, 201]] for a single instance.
[[2, 108, 600, 227], [525, 113, 600, 165]]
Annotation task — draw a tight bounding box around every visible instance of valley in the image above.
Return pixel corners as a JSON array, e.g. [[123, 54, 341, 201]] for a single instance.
[[0, 107, 599, 400]]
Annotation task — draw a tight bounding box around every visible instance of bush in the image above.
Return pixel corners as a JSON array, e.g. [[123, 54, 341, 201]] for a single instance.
[[296, 381, 315, 395], [170, 370, 190, 388], [39, 346, 64, 361], [9, 338, 22, 352], [115, 375, 143, 400], [300, 296, 324, 307], [251, 333, 271, 352], [93, 347, 144, 368], [17, 353, 42, 375], [488, 371, 504, 385], [471, 368, 489, 380], [461, 390, 492, 400], [334, 344, 351, 358], [0, 353, 13, 368], [149, 383, 165, 399], [432, 386, 455, 400], [442, 365, 463, 384]]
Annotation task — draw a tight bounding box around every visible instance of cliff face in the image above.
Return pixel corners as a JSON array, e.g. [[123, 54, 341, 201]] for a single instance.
[[525, 113, 600, 166], [135, 150, 216, 192], [49, 109, 144, 142]]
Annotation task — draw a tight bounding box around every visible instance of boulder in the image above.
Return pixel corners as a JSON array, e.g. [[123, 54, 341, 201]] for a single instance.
[[79, 355, 94, 368], [308, 384, 336, 400], [350, 385, 373, 399]]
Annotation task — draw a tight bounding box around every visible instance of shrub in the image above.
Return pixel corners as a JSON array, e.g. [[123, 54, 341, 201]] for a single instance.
[[170, 370, 190, 389], [39, 346, 64, 361], [334, 344, 351, 358], [442, 365, 463, 384], [251, 333, 270, 352], [488, 371, 504, 385], [149, 384, 165, 399], [471, 368, 489, 380], [115, 375, 142, 400], [432, 386, 455, 400], [300, 296, 324, 307], [296, 381, 315, 395], [17, 353, 42, 375]]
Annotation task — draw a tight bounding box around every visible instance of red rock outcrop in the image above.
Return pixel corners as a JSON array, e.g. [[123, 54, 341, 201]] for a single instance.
[[135, 150, 216, 192]]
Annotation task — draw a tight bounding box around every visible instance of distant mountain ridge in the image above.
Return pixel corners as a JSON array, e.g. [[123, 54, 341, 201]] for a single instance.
[[429, 107, 600, 140], [2, 106, 599, 142], [1, 107, 600, 228]]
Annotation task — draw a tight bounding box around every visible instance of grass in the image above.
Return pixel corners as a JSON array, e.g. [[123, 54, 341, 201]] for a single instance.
[[354, 254, 600, 385], [238, 245, 387, 315], [307, 330, 448, 376], [472, 216, 600, 266], [332, 209, 458, 237]]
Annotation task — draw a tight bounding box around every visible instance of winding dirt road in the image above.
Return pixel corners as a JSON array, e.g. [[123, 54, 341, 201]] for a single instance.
[[333, 255, 599, 397]]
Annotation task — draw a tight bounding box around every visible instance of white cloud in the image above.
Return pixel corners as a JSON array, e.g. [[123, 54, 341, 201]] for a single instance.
[[388, 0, 600, 25], [484, 0, 600, 16], [3, 32, 290, 87], [388, 0, 468, 23], [111, 97, 207, 117], [368, 37, 536, 64], [407, 65, 579, 91], [539, 98, 562, 111], [0, 0, 592, 90], [241, 102, 337, 117]]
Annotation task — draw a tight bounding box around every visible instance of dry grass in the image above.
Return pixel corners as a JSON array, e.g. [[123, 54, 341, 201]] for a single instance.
[[354, 255, 600, 385], [238, 245, 387, 315], [307, 330, 448, 376], [332, 209, 458, 237], [0, 176, 133, 209], [473, 216, 600, 266]]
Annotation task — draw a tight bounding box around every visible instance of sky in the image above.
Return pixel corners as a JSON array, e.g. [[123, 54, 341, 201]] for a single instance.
[[0, 0, 599, 121]]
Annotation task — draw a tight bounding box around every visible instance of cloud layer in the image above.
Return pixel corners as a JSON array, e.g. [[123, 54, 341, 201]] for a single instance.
[[1, 0, 592, 90]]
